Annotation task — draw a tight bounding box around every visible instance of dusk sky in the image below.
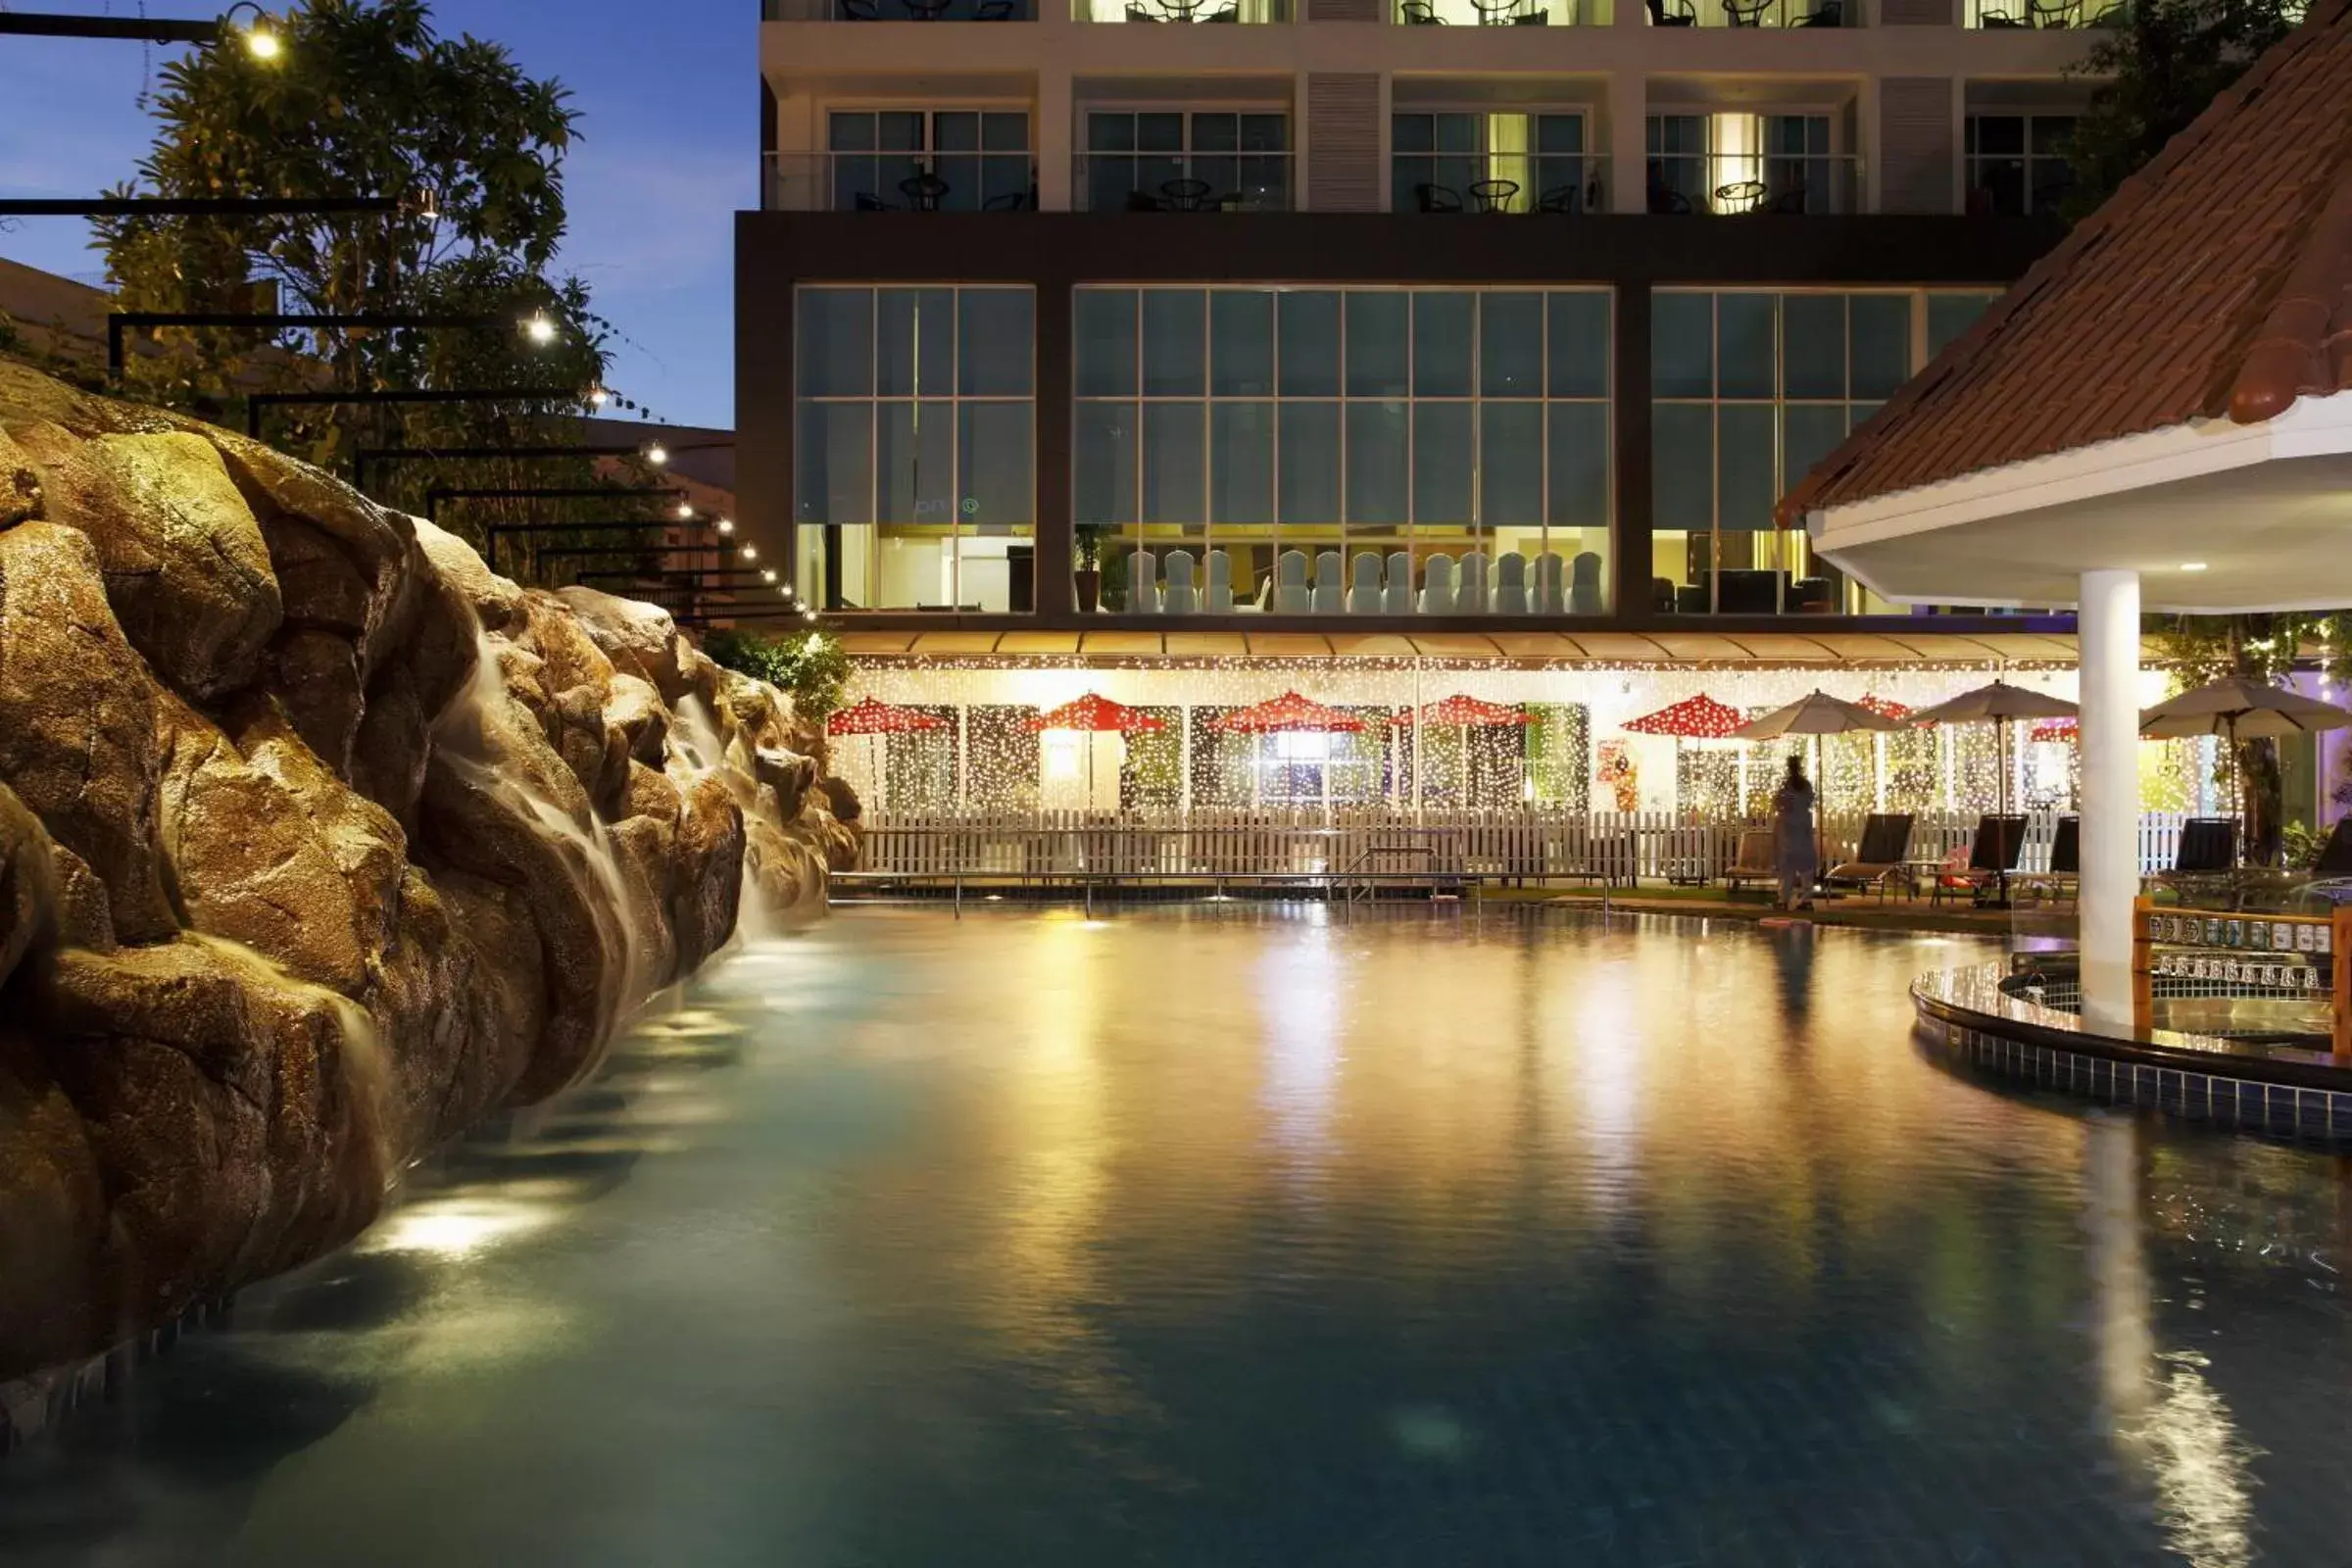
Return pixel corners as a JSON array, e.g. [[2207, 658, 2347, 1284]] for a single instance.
[[0, 0, 749, 429]]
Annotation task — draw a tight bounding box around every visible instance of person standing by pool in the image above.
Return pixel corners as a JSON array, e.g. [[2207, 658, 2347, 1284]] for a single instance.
[[1772, 753, 1817, 911]]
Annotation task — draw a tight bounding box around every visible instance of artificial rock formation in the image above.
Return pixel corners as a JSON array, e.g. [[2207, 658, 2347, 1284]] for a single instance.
[[0, 360, 855, 1382]]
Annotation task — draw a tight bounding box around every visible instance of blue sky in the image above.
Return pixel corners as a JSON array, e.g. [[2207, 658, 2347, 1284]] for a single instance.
[[0, 0, 749, 429]]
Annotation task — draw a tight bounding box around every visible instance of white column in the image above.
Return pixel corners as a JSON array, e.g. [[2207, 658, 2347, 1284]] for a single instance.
[[2078, 568, 2140, 1031], [1036, 69, 1074, 212], [1607, 72, 1645, 215]]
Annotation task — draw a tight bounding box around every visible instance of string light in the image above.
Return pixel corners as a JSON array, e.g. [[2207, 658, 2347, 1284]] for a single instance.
[[523, 314, 558, 346], [587, 385, 609, 409], [643, 442, 669, 466], [715, 515, 734, 536], [761, 568, 778, 583], [740, 544, 758, 562], [675, 500, 694, 520]]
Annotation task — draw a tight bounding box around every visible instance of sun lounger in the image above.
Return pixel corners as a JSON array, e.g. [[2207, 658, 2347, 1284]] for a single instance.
[[1824, 812, 1916, 901]]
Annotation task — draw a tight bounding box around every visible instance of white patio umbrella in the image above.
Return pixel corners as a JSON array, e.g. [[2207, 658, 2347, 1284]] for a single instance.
[[2140, 677, 2352, 848], [1733, 692, 1903, 874], [1908, 679, 2080, 819]]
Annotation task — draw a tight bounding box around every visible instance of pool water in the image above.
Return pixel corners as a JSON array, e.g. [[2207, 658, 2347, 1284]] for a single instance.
[[6, 905, 2351, 1567]]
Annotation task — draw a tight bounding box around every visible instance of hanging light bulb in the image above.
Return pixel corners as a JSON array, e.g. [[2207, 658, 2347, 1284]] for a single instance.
[[587, 384, 609, 409], [761, 568, 778, 584], [740, 544, 758, 562], [675, 500, 694, 520], [715, 516, 734, 537], [523, 313, 558, 346], [643, 441, 669, 466]]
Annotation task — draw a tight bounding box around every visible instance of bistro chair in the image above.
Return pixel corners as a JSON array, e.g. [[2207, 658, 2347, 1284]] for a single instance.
[[1722, 0, 1771, 23], [1401, 0, 1448, 19], [1538, 183, 1586, 214], [1647, 180, 1694, 214], [1160, 178, 1216, 211], [1795, 0, 1841, 22], [1645, 0, 1699, 20], [1714, 179, 1770, 214], [839, 0, 879, 15], [1767, 185, 1811, 215], [1569, 553, 1604, 614], [1415, 182, 1466, 213], [981, 189, 1034, 211], [852, 191, 897, 212], [1385, 552, 1416, 615], [898, 172, 952, 211]]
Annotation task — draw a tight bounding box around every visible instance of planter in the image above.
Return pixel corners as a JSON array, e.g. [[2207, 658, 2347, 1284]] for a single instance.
[[1075, 566, 1101, 613]]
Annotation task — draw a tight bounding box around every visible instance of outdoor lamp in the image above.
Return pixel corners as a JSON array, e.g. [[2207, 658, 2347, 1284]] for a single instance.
[[587, 385, 609, 408], [226, 5, 283, 60], [645, 442, 670, 466], [715, 515, 733, 535], [740, 544, 759, 562], [523, 313, 558, 346], [675, 500, 694, 520], [761, 569, 778, 584]]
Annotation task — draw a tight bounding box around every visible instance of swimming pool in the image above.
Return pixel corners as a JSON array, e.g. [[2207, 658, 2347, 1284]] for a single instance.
[[5, 905, 2345, 1566]]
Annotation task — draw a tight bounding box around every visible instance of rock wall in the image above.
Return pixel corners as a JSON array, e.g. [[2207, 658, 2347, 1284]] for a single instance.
[[0, 360, 858, 1382]]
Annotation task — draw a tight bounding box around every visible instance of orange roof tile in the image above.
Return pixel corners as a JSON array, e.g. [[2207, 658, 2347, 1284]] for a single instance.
[[1781, 0, 2352, 522]]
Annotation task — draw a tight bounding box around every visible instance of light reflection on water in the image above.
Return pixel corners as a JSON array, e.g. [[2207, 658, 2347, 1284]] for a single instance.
[[5, 904, 2351, 1567]]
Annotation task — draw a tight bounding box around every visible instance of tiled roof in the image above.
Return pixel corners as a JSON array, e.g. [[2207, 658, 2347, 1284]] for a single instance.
[[829, 628, 2144, 666], [1781, 0, 2352, 521]]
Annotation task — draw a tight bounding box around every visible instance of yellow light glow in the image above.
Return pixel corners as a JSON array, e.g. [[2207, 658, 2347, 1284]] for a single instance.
[[676, 501, 694, 519], [740, 544, 758, 562], [645, 442, 670, 466], [523, 314, 557, 345], [244, 24, 282, 60]]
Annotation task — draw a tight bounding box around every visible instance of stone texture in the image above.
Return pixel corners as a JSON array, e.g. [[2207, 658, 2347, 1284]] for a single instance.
[[34, 432, 282, 700], [0, 362, 853, 1384]]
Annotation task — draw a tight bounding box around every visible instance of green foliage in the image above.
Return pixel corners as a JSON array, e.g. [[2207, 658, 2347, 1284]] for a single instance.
[[92, 0, 662, 569], [2279, 819, 2328, 872], [704, 628, 853, 722], [2063, 0, 2300, 221]]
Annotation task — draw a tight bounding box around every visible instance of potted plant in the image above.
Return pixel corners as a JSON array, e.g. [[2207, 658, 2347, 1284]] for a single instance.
[[1074, 523, 1104, 613]]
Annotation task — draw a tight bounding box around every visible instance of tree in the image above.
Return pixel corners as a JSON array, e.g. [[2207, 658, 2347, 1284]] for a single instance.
[[2062, 0, 2298, 221], [93, 1, 663, 569]]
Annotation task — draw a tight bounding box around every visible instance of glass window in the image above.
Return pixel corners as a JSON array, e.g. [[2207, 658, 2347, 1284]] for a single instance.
[[1279, 291, 1342, 398], [1210, 291, 1274, 397], [1413, 292, 1476, 398], [958, 289, 1033, 396], [1781, 403, 1848, 495], [1142, 402, 1205, 525], [1849, 295, 1911, 399], [1546, 402, 1608, 529], [798, 288, 873, 397], [1547, 292, 1610, 399], [876, 402, 956, 524], [960, 403, 1032, 528], [1142, 289, 1206, 397], [1346, 293, 1410, 397], [876, 287, 956, 398], [1076, 290, 1138, 398], [1781, 294, 1846, 399], [796, 403, 871, 524], [1716, 405, 1777, 530], [1651, 292, 1713, 399], [1210, 402, 1275, 525], [1278, 401, 1342, 525], [1652, 403, 1713, 533], [1926, 290, 1999, 359], [1346, 401, 1409, 526], [1075, 401, 1137, 525], [1413, 402, 1473, 525], [1481, 293, 1544, 398], [1481, 403, 1543, 527], [1717, 293, 1776, 400]]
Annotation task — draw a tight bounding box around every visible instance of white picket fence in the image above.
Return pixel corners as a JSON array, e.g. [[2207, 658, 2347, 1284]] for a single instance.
[[856, 808, 2207, 885]]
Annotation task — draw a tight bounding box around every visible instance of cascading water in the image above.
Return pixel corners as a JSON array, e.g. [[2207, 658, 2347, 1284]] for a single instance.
[[433, 620, 654, 1048], [670, 693, 785, 943]]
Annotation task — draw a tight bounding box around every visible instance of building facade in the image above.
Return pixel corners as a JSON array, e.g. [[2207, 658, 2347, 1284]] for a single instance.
[[738, 0, 2100, 634]]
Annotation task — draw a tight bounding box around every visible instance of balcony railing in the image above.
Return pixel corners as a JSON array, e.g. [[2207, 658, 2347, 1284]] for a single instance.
[[1394, 156, 1600, 215], [762, 0, 1034, 18], [1644, 153, 1861, 216], [1641, 0, 1853, 22], [763, 151, 1039, 213], [1075, 152, 1295, 213], [1394, 0, 1597, 24], [1965, 0, 2124, 24], [1074, 0, 1293, 19]]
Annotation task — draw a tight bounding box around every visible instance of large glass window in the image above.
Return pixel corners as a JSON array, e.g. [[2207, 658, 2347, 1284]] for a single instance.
[[1076, 285, 1613, 614], [1082, 112, 1291, 212], [1965, 115, 2076, 218], [1392, 112, 1591, 215], [796, 286, 1036, 612], [1650, 290, 1941, 614], [825, 111, 1033, 212]]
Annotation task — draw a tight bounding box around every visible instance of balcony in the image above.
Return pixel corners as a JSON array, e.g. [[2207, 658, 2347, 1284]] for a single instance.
[[1963, 0, 2123, 24], [764, 151, 1039, 212], [1641, 0, 1854, 22], [1394, 156, 1601, 214], [1644, 153, 1861, 215], [1074, 0, 1293, 18], [1074, 152, 1295, 213], [1394, 0, 1600, 24], [762, 0, 1034, 17]]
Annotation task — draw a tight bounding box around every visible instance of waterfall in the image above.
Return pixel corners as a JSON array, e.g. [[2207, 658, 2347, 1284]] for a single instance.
[[434, 621, 654, 1045], [669, 693, 783, 944]]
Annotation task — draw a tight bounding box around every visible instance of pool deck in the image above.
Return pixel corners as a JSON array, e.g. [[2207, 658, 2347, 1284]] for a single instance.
[[1532, 885, 2049, 937]]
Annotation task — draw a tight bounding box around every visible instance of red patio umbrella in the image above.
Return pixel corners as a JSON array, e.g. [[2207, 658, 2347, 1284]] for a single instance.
[[2030, 715, 2077, 743], [1623, 693, 1747, 814], [1026, 693, 1166, 734], [828, 695, 947, 735], [1027, 693, 1163, 808], [1212, 691, 1367, 734], [1623, 693, 1744, 739], [1856, 694, 1914, 722], [827, 696, 946, 814], [1387, 695, 1531, 728]]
